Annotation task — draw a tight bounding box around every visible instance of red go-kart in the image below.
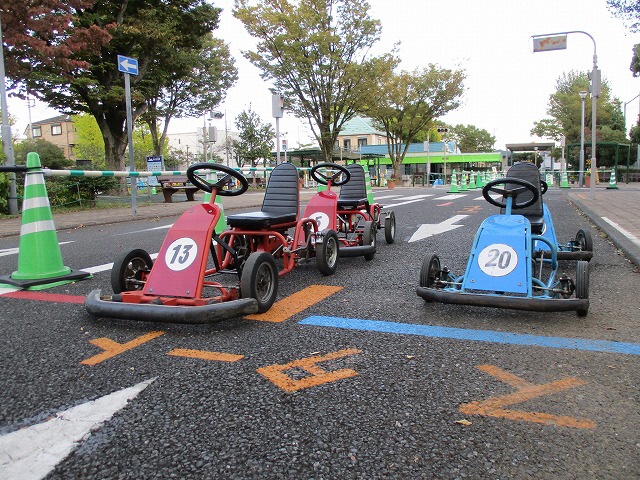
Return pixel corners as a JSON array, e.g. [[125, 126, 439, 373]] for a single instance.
[[85, 163, 285, 323]]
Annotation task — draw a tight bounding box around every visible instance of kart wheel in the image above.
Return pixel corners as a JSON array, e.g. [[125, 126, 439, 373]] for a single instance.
[[228, 234, 249, 271], [384, 211, 396, 244], [575, 229, 593, 253], [241, 252, 278, 313], [111, 249, 153, 294], [420, 254, 441, 289], [575, 260, 589, 317], [363, 221, 377, 261], [316, 229, 339, 276]]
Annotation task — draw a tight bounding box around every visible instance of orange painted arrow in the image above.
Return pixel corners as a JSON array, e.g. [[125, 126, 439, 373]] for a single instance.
[[459, 364, 595, 429]]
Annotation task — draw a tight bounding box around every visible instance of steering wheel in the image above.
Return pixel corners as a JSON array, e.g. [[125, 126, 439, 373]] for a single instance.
[[310, 163, 351, 186], [482, 178, 539, 209], [540, 180, 548, 195], [186, 162, 249, 197]]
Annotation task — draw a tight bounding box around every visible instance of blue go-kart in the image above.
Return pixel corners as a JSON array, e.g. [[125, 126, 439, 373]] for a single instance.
[[416, 171, 589, 316]]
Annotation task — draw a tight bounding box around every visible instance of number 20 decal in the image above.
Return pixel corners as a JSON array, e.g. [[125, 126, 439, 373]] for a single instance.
[[164, 237, 198, 272], [478, 243, 518, 277]]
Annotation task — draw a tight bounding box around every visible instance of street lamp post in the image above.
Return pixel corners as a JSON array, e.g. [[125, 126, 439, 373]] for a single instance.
[[532, 30, 599, 198], [623, 92, 640, 168], [579, 90, 587, 187]]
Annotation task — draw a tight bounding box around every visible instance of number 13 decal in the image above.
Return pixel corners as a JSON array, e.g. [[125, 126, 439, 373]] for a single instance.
[[164, 237, 198, 272], [478, 243, 518, 277]]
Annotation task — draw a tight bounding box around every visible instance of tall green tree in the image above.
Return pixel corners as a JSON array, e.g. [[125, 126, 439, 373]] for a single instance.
[[365, 66, 465, 178], [449, 124, 496, 153], [531, 70, 626, 144], [72, 114, 105, 167], [141, 36, 238, 157], [234, 0, 397, 162], [234, 108, 275, 168], [7, 0, 223, 172]]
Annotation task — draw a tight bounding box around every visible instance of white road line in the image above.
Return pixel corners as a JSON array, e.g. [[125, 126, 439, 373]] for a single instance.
[[83, 252, 159, 274], [474, 194, 502, 201], [398, 194, 433, 201], [434, 194, 468, 200], [0, 378, 156, 480], [373, 194, 402, 200], [115, 224, 173, 236], [0, 241, 74, 258], [602, 217, 640, 248], [382, 198, 429, 208]]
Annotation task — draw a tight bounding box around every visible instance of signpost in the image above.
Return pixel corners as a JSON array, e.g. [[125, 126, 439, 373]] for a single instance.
[[531, 31, 599, 199], [118, 55, 139, 214]]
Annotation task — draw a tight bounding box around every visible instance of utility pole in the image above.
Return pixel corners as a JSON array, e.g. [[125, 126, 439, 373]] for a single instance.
[[0, 14, 18, 214]]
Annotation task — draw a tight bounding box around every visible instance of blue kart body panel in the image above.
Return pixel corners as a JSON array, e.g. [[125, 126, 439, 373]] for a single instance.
[[462, 214, 531, 295]]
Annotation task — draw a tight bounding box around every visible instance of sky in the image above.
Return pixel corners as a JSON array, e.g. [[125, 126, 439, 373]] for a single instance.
[[7, 0, 640, 151]]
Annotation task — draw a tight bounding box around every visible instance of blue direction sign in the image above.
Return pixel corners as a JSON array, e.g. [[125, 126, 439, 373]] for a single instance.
[[117, 55, 139, 75]]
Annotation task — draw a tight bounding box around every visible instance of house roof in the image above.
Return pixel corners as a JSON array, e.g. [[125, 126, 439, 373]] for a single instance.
[[31, 114, 70, 125], [359, 141, 460, 155], [339, 117, 385, 136]]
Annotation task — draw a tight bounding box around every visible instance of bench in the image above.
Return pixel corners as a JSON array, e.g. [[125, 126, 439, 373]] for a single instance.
[[158, 176, 199, 203]]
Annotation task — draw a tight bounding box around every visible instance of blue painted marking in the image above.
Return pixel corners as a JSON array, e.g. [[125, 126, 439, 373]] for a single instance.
[[299, 316, 640, 356]]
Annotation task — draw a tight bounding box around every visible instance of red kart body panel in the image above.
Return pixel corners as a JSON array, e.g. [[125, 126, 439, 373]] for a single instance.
[[143, 204, 219, 298]]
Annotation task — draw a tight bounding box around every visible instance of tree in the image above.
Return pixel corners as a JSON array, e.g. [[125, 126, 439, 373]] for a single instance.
[[448, 124, 496, 153], [365, 66, 465, 178], [14, 138, 71, 169], [531, 70, 626, 144], [0, 0, 111, 86], [72, 114, 106, 167], [234, 0, 397, 162], [141, 36, 238, 157], [7, 0, 223, 172], [607, 0, 640, 32], [234, 108, 275, 168]]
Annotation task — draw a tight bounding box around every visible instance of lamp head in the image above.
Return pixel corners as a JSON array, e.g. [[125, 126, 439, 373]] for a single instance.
[[579, 90, 588, 100]]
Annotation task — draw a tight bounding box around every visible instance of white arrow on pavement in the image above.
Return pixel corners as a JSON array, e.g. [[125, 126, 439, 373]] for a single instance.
[[0, 378, 156, 480], [409, 214, 468, 243]]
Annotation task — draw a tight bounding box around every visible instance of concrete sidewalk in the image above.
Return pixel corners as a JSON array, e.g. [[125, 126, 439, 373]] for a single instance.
[[562, 182, 640, 268]]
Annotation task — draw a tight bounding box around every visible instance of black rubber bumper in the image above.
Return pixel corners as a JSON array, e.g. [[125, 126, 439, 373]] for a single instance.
[[553, 250, 593, 261], [84, 289, 259, 324], [338, 244, 376, 258], [416, 286, 589, 314]]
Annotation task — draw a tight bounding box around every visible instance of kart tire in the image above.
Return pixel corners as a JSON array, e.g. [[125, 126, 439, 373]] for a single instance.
[[420, 254, 441, 290], [241, 252, 278, 313], [363, 221, 377, 261], [575, 260, 589, 317], [316, 229, 339, 276], [384, 211, 396, 244], [111, 249, 153, 294], [575, 229, 593, 254]]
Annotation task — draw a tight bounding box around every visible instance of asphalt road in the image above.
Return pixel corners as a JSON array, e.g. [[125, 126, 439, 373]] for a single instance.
[[0, 187, 638, 479]]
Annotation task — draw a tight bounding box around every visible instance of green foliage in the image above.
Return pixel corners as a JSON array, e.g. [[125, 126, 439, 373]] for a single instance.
[[531, 70, 625, 143], [448, 124, 496, 153], [365, 65, 466, 176], [0, 173, 9, 214], [72, 114, 106, 168], [234, 0, 398, 162], [607, 0, 640, 32], [11, 0, 225, 172], [14, 139, 73, 169], [631, 44, 640, 77], [234, 108, 275, 168]]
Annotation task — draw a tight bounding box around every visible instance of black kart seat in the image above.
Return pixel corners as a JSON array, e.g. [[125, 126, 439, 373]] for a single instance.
[[502, 162, 545, 234], [337, 164, 369, 210], [227, 163, 299, 229]]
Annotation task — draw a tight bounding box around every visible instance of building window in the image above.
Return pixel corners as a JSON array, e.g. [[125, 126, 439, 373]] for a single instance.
[[32, 126, 42, 138], [357, 138, 367, 148], [343, 139, 351, 150], [51, 124, 62, 136]]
